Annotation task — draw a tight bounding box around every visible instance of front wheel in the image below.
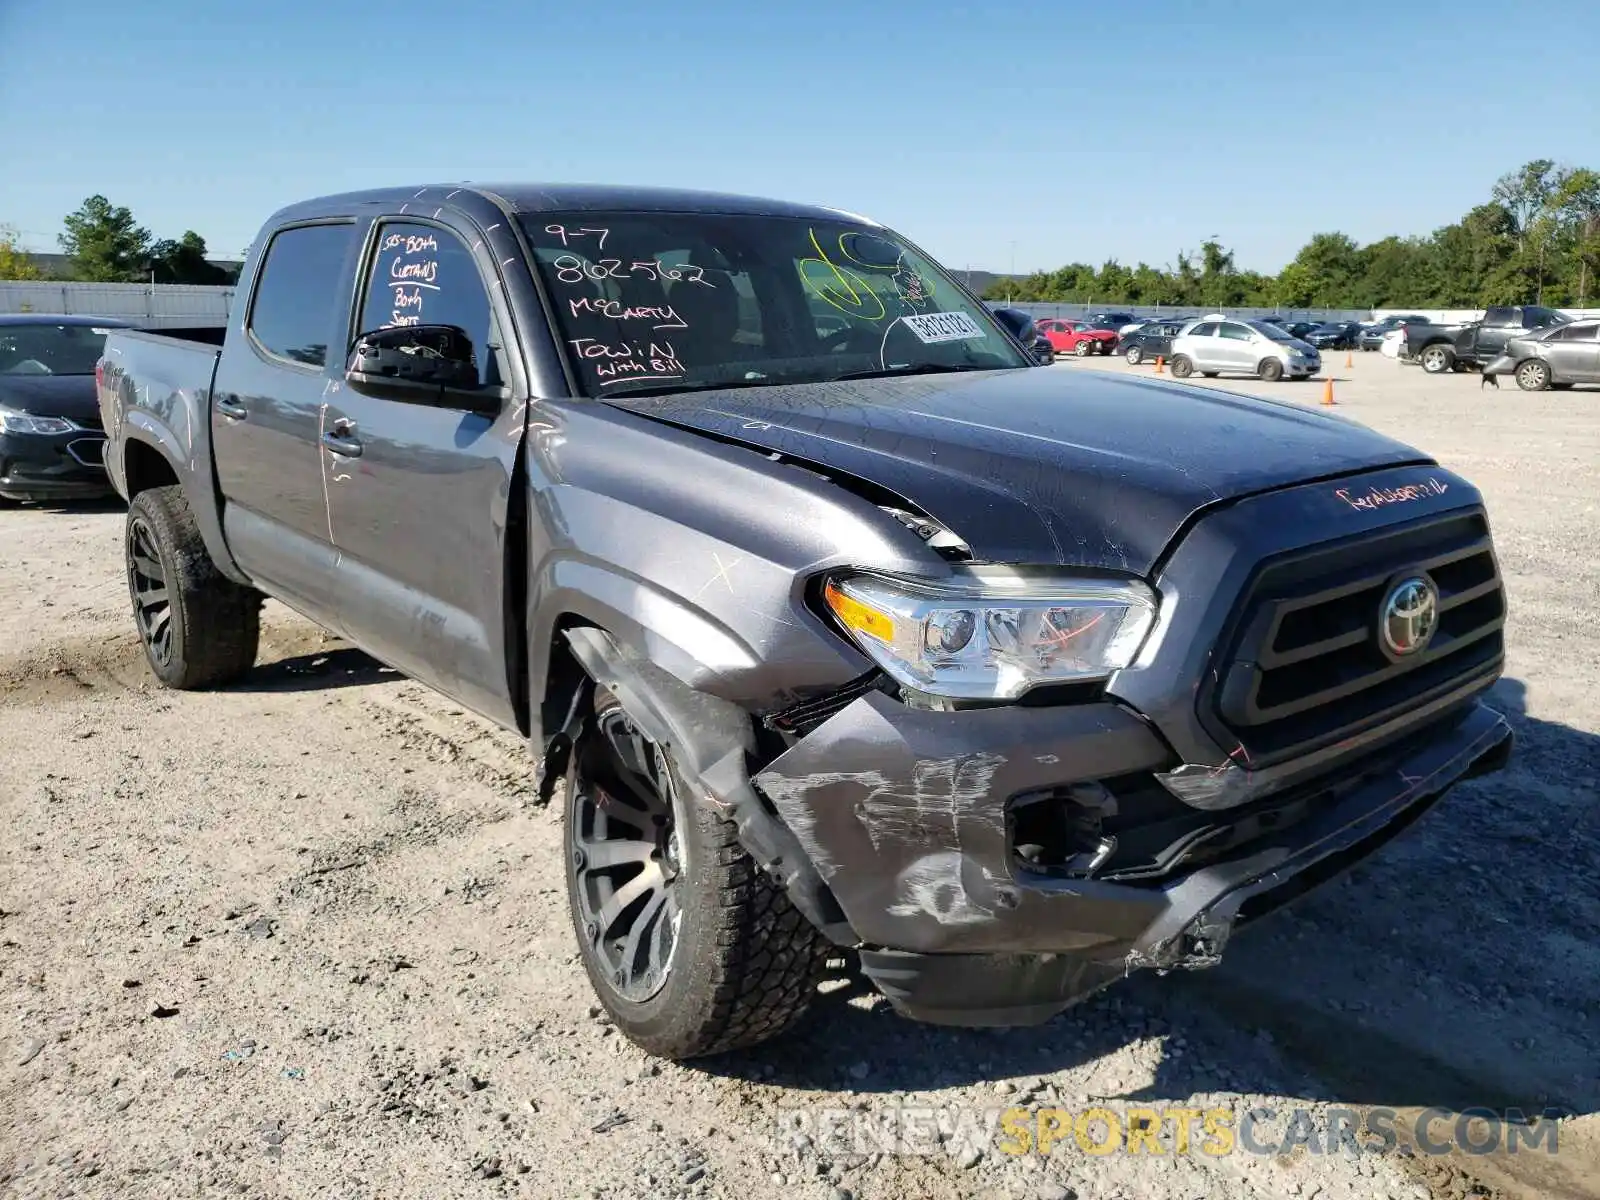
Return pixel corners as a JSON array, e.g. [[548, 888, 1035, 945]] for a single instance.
[[565, 686, 830, 1059], [125, 486, 261, 689], [1169, 354, 1194, 378], [1515, 360, 1551, 391], [1073, 340, 1093, 358], [1258, 358, 1284, 382], [1125, 346, 1143, 366]]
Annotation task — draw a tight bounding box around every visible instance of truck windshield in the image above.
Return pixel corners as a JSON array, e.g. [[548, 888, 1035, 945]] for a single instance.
[[0, 323, 116, 376], [519, 212, 1030, 397]]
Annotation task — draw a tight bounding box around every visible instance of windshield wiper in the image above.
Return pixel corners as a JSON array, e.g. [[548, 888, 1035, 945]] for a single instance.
[[830, 363, 994, 382]]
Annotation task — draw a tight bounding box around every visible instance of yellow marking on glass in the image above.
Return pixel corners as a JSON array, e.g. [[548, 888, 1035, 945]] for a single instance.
[[798, 229, 887, 320]]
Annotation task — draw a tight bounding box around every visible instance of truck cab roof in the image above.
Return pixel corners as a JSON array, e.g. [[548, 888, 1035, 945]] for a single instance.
[[262, 182, 879, 230]]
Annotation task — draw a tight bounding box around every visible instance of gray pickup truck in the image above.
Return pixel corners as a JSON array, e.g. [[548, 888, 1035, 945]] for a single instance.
[[1403, 304, 1571, 374], [98, 183, 1514, 1060]]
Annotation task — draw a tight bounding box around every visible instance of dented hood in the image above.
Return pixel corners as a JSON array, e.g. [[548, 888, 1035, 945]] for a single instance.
[[603, 368, 1428, 572]]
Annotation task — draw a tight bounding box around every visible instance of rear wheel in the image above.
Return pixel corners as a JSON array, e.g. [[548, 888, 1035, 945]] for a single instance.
[[1258, 358, 1284, 382], [1420, 344, 1454, 374], [1125, 345, 1143, 365], [1515, 360, 1551, 391], [125, 486, 261, 689], [565, 686, 830, 1059], [1169, 354, 1194, 378], [1201, 371, 1219, 378]]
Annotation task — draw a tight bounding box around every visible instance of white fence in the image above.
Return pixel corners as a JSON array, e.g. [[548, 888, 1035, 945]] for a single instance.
[[4, 282, 1597, 333], [0, 281, 234, 328]]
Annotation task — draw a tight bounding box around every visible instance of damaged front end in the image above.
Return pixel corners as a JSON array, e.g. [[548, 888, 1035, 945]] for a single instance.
[[746, 469, 1515, 1027], [753, 686, 1510, 1027]]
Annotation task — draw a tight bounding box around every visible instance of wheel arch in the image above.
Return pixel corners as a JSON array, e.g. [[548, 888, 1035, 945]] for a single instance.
[[117, 423, 250, 586], [540, 621, 853, 944]]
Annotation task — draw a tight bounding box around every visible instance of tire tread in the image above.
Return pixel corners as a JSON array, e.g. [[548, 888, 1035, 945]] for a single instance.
[[129, 486, 261, 689]]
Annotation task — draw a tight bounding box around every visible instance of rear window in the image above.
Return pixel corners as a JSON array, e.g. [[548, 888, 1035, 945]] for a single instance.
[[247, 223, 355, 368]]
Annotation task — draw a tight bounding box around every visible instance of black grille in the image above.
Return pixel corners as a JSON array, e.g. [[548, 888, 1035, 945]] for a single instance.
[[1209, 510, 1504, 762]]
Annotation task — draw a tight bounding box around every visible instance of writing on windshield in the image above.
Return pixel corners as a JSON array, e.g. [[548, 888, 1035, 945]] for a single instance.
[[523, 212, 1027, 397]]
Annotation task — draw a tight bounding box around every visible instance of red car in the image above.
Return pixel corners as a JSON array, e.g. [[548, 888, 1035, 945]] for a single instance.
[[1036, 317, 1119, 357]]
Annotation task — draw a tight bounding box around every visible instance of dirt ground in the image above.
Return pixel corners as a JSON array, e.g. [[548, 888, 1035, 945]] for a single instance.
[[2, 351, 1597, 1200]]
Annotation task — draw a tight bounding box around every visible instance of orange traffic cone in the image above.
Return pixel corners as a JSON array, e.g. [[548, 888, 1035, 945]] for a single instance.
[[1322, 378, 1336, 406], [1154, 355, 1164, 373], [1345, 350, 1353, 369]]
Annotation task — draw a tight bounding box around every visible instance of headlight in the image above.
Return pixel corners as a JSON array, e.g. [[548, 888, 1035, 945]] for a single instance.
[[0, 408, 77, 436], [822, 569, 1158, 700]]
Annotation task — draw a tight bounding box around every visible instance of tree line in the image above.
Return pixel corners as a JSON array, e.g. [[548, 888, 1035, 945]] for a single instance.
[[985, 159, 1600, 311], [0, 195, 237, 285], [7, 161, 1600, 307]]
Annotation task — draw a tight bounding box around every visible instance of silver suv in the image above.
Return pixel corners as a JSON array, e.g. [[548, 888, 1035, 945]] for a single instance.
[[1169, 315, 1321, 382]]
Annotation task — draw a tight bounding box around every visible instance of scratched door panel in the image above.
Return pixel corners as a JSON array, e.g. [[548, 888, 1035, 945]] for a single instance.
[[323, 217, 523, 730]]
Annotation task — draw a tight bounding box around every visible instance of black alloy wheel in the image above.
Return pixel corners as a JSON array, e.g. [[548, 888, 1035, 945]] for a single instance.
[[568, 701, 685, 1004], [127, 515, 174, 670]]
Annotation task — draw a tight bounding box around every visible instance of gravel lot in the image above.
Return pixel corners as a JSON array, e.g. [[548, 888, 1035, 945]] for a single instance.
[[2, 352, 1597, 1200]]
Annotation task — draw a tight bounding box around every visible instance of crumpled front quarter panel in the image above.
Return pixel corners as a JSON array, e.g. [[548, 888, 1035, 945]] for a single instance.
[[525, 401, 951, 709]]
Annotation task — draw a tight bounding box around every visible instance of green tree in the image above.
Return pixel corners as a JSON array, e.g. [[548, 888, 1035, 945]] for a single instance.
[[1491, 159, 1556, 251], [0, 224, 45, 280], [59, 195, 152, 281], [1553, 167, 1600, 305], [150, 230, 232, 284]]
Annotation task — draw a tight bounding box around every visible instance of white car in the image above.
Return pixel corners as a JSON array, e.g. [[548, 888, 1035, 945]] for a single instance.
[[1167, 315, 1321, 382]]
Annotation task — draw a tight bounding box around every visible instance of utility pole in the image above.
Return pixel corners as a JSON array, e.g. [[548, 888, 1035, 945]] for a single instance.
[[1007, 241, 1017, 304]]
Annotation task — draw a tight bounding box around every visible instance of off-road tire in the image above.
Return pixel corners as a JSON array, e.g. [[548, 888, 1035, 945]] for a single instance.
[[125, 486, 261, 689], [1169, 354, 1194, 378], [1258, 358, 1284, 382], [1420, 344, 1454, 374], [565, 686, 830, 1060]]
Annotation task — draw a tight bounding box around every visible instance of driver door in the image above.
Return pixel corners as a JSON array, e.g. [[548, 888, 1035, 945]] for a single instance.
[[321, 215, 526, 729]]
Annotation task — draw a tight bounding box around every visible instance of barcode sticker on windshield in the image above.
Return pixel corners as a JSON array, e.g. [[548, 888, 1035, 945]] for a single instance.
[[901, 311, 987, 344]]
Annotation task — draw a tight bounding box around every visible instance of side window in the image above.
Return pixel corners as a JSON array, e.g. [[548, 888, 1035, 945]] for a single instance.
[[1557, 322, 1598, 341], [1188, 322, 1219, 338], [1220, 323, 1253, 341], [359, 221, 498, 387], [247, 223, 355, 367]]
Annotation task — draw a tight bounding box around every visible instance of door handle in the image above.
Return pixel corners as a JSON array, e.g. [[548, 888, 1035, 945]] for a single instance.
[[214, 394, 247, 420], [322, 430, 362, 457]]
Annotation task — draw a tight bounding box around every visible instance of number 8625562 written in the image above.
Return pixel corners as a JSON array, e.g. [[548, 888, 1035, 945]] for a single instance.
[[550, 256, 717, 288]]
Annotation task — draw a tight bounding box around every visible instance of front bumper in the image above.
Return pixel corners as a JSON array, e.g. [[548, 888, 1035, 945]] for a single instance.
[[756, 694, 1510, 1025], [0, 430, 112, 501]]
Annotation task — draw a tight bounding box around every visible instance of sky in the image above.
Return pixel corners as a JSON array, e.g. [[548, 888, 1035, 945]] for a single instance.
[[4, 0, 1599, 276]]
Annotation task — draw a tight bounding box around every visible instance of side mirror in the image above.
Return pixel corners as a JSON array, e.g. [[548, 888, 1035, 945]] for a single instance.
[[345, 324, 499, 414]]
